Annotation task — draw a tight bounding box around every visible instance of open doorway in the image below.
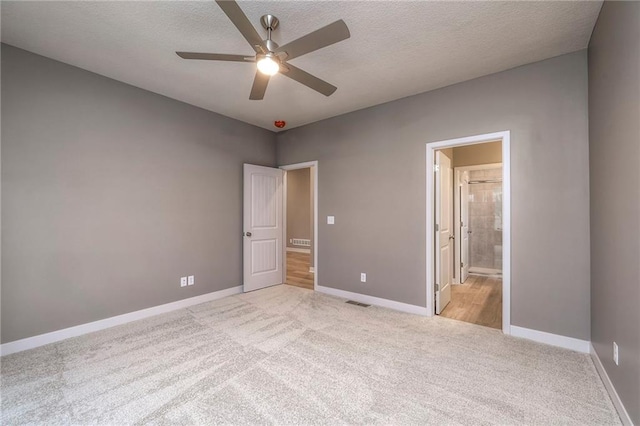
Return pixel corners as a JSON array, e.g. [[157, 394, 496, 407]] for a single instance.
[[426, 132, 511, 334], [444, 160, 503, 329], [281, 162, 318, 290]]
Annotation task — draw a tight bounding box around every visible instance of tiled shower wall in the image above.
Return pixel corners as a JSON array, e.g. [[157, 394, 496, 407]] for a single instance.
[[468, 168, 503, 271]]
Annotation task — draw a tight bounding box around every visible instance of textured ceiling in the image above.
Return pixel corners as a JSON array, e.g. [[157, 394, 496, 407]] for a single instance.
[[1, 1, 602, 131]]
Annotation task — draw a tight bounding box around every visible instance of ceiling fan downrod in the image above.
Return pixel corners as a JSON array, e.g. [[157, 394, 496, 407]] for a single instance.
[[260, 15, 279, 52]]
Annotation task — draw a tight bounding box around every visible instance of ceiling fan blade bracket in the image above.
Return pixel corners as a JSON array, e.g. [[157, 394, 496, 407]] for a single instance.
[[275, 51, 289, 61], [279, 63, 290, 73]]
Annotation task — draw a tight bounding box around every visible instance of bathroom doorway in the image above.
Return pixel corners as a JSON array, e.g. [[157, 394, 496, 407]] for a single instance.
[[443, 162, 503, 329], [426, 132, 510, 333]]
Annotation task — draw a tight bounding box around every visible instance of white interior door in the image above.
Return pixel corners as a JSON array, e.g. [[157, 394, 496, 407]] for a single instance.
[[460, 171, 470, 283], [435, 151, 453, 314], [243, 164, 284, 292]]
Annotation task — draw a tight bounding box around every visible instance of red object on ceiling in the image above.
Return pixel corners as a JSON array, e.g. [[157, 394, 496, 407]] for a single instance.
[[274, 120, 286, 129]]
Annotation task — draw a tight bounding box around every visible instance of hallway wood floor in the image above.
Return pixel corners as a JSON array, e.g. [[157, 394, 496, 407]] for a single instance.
[[440, 274, 502, 329], [285, 251, 314, 290]]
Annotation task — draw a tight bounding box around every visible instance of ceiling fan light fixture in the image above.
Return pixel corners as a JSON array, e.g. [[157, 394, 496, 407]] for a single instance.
[[257, 55, 279, 76]]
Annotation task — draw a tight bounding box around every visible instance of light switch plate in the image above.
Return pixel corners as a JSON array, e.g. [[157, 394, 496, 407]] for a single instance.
[[327, 216, 335, 225]]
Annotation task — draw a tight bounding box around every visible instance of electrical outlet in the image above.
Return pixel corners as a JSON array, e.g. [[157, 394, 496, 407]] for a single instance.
[[180, 277, 187, 287], [188, 275, 195, 286], [360, 273, 367, 283], [327, 216, 335, 225], [613, 342, 619, 365]]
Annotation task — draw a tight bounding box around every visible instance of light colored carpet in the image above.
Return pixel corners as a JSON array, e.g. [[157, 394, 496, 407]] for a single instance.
[[1, 285, 619, 425]]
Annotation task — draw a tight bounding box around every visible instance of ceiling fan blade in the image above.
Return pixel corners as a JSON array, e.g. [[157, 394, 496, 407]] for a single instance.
[[281, 64, 337, 96], [176, 52, 253, 62], [275, 20, 350, 61], [215, 0, 266, 53], [249, 71, 270, 100]]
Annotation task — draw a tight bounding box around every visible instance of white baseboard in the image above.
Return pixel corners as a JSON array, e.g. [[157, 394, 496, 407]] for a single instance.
[[0, 286, 243, 357], [469, 267, 502, 276], [510, 325, 590, 353], [316, 285, 429, 316], [286, 247, 310, 254], [309, 267, 315, 273], [590, 344, 633, 426]]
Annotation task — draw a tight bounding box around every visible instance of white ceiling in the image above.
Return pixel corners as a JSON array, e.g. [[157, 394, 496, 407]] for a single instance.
[[1, 1, 602, 132]]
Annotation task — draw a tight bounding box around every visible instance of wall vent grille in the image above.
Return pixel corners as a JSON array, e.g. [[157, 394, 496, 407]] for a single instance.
[[291, 238, 311, 247]]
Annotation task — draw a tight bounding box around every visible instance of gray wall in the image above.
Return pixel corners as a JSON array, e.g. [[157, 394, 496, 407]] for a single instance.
[[1, 45, 277, 343], [588, 2, 640, 423], [277, 51, 591, 340], [286, 168, 311, 247]]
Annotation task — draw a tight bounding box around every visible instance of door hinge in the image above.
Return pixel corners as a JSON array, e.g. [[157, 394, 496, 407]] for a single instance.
[[435, 223, 439, 232], [460, 262, 464, 268], [435, 283, 440, 292], [434, 164, 440, 172]]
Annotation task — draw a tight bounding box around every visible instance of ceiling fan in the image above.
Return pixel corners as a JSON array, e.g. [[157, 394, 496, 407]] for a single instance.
[[176, 0, 350, 100]]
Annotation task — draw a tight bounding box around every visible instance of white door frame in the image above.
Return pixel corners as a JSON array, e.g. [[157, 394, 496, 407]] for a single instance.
[[280, 161, 319, 291], [453, 163, 502, 284], [426, 131, 511, 334]]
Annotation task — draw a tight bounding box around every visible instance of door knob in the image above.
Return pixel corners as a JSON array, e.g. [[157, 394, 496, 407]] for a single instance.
[[245, 232, 252, 237], [449, 235, 455, 240]]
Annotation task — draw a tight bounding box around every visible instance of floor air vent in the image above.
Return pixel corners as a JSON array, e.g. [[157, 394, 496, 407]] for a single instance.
[[346, 300, 370, 307]]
